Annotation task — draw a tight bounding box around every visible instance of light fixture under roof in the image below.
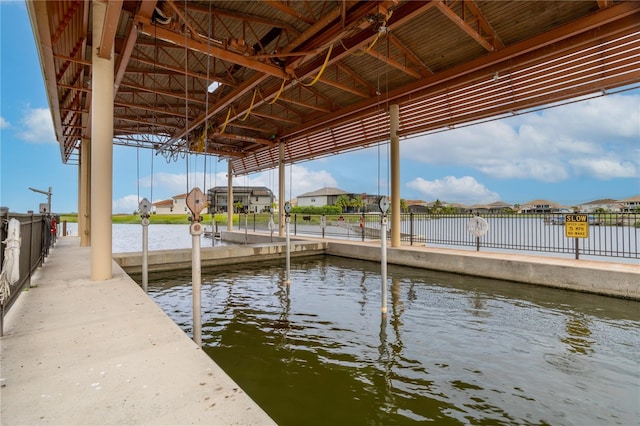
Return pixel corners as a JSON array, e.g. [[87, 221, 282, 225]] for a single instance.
[[208, 81, 221, 93]]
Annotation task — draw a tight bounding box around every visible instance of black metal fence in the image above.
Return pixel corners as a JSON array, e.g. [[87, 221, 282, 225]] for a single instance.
[[0, 211, 57, 335], [239, 212, 640, 260]]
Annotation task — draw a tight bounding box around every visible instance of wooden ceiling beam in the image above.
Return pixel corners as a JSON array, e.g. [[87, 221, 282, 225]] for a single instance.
[[435, 0, 504, 52], [387, 33, 433, 77], [203, 147, 245, 158], [165, 1, 390, 154], [251, 111, 299, 125], [118, 82, 207, 105], [114, 18, 139, 93], [51, 0, 82, 45], [27, 1, 67, 160], [165, 0, 201, 41], [335, 62, 378, 95], [283, 6, 640, 141], [261, 0, 315, 25], [214, 132, 276, 147], [316, 76, 370, 98], [98, 0, 123, 59], [163, 73, 271, 150], [278, 96, 332, 113], [365, 48, 422, 79], [128, 54, 237, 88], [299, 83, 341, 109], [597, 0, 613, 9], [292, 1, 438, 81], [137, 24, 286, 78], [114, 101, 187, 118], [180, 2, 295, 34], [227, 121, 277, 134], [115, 115, 183, 130]]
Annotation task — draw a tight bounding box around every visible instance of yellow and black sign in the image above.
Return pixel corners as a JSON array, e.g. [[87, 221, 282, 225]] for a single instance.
[[564, 214, 589, 238]]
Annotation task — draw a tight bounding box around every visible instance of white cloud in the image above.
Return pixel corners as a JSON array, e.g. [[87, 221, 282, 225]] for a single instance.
[[569, 157, 638, 179], [401, 92, 640, 182], [406, 176, 499, 205], [526, 93, 640, 141], [16, 107, 57, 144], [113, 194, 140, 214], [287, 165, 338, 198], [146, 172, 189, 195], [0, 116, 9, 129]]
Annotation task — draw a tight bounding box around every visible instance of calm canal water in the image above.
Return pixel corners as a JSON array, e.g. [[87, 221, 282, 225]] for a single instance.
[[141, 256, 640, 426], [112, 224, 228, 253]]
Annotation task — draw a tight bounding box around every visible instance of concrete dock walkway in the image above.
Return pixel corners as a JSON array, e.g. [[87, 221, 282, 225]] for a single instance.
[[0, 237, 275, 425]]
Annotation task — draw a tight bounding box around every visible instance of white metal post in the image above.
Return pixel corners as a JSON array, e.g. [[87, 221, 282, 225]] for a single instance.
[[139, 198, 151, 293], [142, 221, 148, 292], [381, 215, 388, 317], [191, 223, 202, 347], [285, 215, 291, 285], [185, 188, 206, 348]]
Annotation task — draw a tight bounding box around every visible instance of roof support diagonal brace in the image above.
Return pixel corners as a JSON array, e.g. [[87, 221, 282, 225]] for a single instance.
[[436, 0, 504, 52]]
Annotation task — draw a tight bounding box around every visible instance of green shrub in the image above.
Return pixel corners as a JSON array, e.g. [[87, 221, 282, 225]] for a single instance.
[[290, 205, 341, 215]]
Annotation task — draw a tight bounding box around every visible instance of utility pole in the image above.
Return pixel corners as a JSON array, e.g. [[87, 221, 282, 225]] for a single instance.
[[29, 186, 52, 214]]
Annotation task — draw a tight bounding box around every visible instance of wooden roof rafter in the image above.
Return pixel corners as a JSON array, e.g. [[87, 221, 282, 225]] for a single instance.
[[316, 75, 370, 99], [50, 0, 82, 46], [251, 110, 300, 126], [128, 53, 237, 88], [261, 0, 316, 25], [435, 0, 505, 52], [162, 2, 395, 152], [97, 0, 123, 60], [114, 100, 190, 119], [268, 97, 305, 120], [138, 23, 286, 77], [386, 32, 433, 77], [55, 34, 87, 83], [27, 0, 640, 170], [597, 0, 614, 9], [118, 81, 206, 106], [335, 62, 379, 96], [276, 95, 333, 114], [365, 43, 422, 79], [227, 120, 278, 134], [183, 2, 296, 36], [297, 82, 341, 110]]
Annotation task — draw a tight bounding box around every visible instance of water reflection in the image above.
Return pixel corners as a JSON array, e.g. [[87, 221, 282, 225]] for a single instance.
[[562, 315, 594, 355], [145, 256, 640, 426]]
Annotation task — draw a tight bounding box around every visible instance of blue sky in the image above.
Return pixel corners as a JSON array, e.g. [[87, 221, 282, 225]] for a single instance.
[[1, 1, 639, 214]]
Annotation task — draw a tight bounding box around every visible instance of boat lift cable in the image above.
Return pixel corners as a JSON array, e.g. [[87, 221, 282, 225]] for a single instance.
[[150, 149, 154, 204], [184, 0, 190, 197], [386, 34, 390, 201], [203, 0, 212, 196], [137, 146, 140, 206]]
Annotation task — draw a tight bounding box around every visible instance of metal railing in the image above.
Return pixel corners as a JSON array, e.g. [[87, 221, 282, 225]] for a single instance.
[[1, 211, 57, 335], [238, 212, 640, 260]]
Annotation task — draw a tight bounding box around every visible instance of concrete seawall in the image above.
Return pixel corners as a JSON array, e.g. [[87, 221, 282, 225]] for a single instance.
[[325, 241, 640, 300], [114, 231, 639, 300], [113, 239, 326, 274]]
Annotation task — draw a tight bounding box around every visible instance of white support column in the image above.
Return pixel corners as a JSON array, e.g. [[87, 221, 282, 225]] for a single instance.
[[390, 104, 401, 247], [90, 0, 114, 280], [79, 138, 91, 247], [278, 140, 285, 237], [227, 159, 233, 231]]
